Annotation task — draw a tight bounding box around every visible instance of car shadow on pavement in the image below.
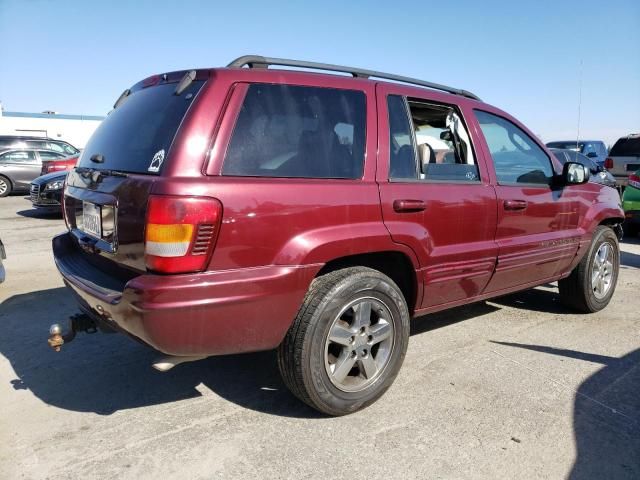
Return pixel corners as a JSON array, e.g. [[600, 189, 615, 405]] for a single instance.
[[621, 250, 640, 268], [491, 341, 640, 479], [489, 287, 572, 314], [0, 287, 320, 418], [1, 287, 510, 419], [15, 208, 62, 219], [411, 301, 500, 335]]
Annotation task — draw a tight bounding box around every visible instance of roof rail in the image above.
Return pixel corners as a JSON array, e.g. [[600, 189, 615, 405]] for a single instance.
[[227, 55, 481, 101]]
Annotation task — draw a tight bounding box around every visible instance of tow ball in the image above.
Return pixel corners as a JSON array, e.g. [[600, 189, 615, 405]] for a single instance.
[[48, 313, 98, 352]]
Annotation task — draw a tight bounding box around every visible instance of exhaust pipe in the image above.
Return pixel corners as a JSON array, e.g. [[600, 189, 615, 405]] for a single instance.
[[152, 355, 208, 372], [48, 313, 97, 352]]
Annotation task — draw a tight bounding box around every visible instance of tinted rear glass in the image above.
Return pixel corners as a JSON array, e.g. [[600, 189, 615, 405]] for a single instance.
[[222, 84, 366, 179], [78, 81, 204, 174], [610, 137, 640, 156]]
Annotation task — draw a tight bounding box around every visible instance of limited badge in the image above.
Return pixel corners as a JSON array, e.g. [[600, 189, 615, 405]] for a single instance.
[[148, 149, 165, 173]]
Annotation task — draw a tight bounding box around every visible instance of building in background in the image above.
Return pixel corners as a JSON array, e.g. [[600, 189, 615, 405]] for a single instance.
[[0, 104, 104, 149]]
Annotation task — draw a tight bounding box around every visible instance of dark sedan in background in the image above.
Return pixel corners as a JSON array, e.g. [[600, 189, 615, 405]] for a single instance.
[[30, 171, 66, 212], [550, 148, 617, 190]]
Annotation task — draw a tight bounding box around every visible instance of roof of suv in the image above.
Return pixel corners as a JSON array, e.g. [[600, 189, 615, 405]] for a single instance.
[[224, 55, 482, 101]]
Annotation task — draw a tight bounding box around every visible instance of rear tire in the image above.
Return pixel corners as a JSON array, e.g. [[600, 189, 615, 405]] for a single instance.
[[559, 226, 619, 313], [277, 267, 410, 416], [0, 176, 11, 197]]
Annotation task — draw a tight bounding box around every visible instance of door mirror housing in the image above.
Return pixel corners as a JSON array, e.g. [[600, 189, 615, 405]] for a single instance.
[[563, 162, 589, 185], [586, 151, 598, 158]]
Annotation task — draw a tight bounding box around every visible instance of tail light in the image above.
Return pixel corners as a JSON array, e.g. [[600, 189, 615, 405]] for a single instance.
[[42, 162, 72, 174], [604, 157, 613, 169], [144, 195, 222, 273], [629, 173, 640, 189]]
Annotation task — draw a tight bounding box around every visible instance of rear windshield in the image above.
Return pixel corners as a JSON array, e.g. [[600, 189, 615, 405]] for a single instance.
[[78, 80, 204, 174], [610, 137, 640, 157]]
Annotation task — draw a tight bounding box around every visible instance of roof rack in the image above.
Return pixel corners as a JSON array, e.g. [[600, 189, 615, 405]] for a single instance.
[[227, 55, 481, 101]]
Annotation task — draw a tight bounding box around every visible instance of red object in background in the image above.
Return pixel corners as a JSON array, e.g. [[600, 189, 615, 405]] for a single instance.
[[604, 157, 614, 169], [629, 173, 640, 189], [41, 155, 79, 175]]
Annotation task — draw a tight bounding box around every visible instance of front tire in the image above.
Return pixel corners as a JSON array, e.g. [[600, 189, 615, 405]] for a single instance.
[[277, 267, 410, 416], [559, 226, 620, 313]]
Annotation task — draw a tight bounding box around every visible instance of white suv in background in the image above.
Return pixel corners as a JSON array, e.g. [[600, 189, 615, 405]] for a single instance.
[[606, 134, 640, 187]]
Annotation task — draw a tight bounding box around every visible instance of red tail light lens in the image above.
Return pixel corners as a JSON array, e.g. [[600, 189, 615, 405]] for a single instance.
[[629, 173, 640, 189], [42, 162, 73, 174], [144, 195, 222, 273], [604, 157, 613, 169]]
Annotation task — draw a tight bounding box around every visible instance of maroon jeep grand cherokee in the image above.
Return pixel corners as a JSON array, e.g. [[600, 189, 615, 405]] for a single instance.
[[52, 56, 624, 415]]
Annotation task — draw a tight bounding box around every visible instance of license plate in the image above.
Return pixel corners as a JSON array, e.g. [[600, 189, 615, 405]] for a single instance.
[[81, 201, 102, 239], [626, 164, 640, 171]]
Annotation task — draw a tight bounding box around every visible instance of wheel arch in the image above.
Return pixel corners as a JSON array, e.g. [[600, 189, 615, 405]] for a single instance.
[[0, 174, 13, 187], [315, 251, 420, 314], [598, 216, 625, 240]]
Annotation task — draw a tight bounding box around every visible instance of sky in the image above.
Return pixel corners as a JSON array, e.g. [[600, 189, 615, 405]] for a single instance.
[[1, 0, 638, 146]]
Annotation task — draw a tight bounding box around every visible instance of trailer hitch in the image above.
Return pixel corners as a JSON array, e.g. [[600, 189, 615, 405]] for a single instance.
[[48, 313, 97, 352]]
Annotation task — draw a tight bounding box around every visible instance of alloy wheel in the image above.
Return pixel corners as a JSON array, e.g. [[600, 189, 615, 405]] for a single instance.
[[324, 297, 395, 392], [591, 242, 614, 299]]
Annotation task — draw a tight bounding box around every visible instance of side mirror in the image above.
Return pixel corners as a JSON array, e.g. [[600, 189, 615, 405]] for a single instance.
[[564, 162, 589, 185], [440, 130, 453, 142], [586, 152, 598, 158]]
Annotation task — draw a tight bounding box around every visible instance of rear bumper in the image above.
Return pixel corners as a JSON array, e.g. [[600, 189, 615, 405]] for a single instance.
[[53, 233, 320, 356]]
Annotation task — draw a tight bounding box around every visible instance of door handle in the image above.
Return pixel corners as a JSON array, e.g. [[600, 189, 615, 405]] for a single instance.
[[503, 199, 528, 211], [393, 199, 426, 212]]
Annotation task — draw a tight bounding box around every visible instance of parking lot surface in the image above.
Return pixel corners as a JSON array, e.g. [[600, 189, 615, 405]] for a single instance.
[[0, 194, 638, 479]]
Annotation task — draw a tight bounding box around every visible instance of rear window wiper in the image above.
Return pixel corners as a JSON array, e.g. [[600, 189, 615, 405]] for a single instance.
[[76, 167, 129, 182]]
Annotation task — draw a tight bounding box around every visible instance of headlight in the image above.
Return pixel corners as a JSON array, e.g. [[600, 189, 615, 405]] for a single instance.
[[45, 180, 64, 191]]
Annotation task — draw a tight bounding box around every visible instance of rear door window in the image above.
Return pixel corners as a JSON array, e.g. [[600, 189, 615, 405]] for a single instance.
[[387, 95, 418, 180], [77, 81, 204, 174], [0, 151, 37, 164], [610, 137, 640, 156], [222, 84, 366, 179]]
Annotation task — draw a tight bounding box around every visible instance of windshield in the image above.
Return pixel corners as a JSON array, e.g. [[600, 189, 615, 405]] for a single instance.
[[78, 80, 204, 174], [57, 142, 79, 155], [610, 137, 640, 156]]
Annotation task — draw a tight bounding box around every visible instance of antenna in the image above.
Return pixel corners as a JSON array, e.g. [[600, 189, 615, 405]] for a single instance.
[[576, 59, 583, 151]]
